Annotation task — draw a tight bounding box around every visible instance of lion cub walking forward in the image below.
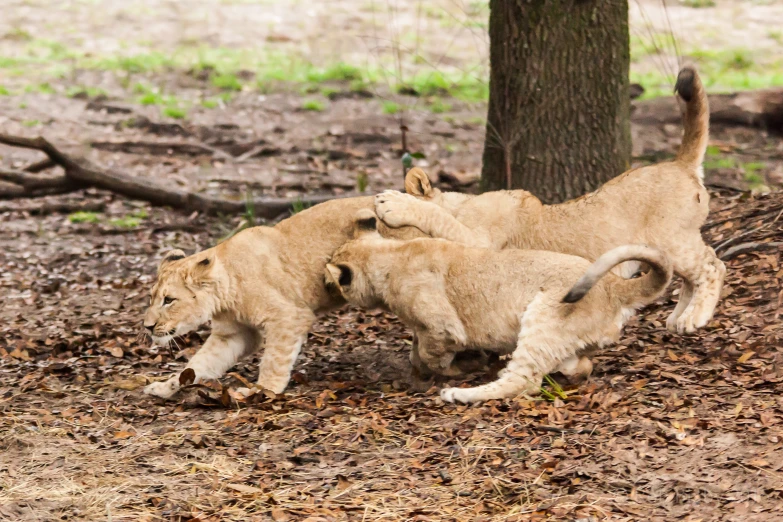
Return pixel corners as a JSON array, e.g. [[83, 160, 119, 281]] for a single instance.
[[327, 211, 672, 403], [374, 66, 724, 335]]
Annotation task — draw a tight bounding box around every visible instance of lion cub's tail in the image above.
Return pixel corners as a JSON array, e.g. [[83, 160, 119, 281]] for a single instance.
[[562, 245, 672, 308], [674, 66, 709, 171]]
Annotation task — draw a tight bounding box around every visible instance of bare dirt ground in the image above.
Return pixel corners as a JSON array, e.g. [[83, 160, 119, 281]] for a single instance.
[[1, 1, 783, 521]]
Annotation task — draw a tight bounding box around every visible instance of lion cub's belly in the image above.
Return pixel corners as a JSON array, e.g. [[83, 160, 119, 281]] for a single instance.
[[445, 249, 592, 353]]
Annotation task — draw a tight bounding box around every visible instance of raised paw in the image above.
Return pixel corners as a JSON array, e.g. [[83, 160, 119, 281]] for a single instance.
[[143, 379, 180, 399], [374, 190, 420, 229], [668, 311, 697, 334]]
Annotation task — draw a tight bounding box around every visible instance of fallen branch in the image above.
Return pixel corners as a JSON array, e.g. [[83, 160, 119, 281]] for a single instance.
[[0, 133, 348, 218], [633, 88, 783, 133]]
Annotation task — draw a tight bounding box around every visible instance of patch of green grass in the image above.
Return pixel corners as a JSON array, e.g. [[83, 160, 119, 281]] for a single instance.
[[307, 62, 363, 83], [66, 86, 107, 98], [109, 216, 142, 228], [162, 106, 187, 119], [109, 209, 148, 228], [540, 375, 568, 401], [21, 119, 40, 127], [349, 79, 371, 93], [632, 46, 783, 99], [356, 172, 369, 193], [466, 0, 489, 16], [211, 72, 243, 91], [26, 39, 76, 61], [382, 101, 400, 115], [429, 98, 451, 114], [5, 27, 33, 41], [24, 82, 55, 95], [0, 86, 10, 96], [705, 145, 721, 157], [742, 162, 766, 187], [290, 198, 312, 215], [681, 0, 715, 7], [139, 92, 162, 105], [704, 156, 736, 170], [399, 71, 487, 103], [201, 98, 219, 109], [301, 99, 325, 112], [68, 211, 101, 224], [91, 51, 177, 74], [769, 30, 783, 44]]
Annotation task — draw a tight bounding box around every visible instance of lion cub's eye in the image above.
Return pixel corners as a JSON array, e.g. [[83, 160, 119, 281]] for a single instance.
[[163, 296, 176, 306]]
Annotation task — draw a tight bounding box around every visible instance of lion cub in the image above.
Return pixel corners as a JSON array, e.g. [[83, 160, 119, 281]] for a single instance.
[[375, 66, 724, 335], [326, 211, 672, 403]]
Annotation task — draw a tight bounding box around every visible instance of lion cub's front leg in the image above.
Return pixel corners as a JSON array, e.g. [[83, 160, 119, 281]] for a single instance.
[[375, 191, 492, 248], [255, 311, 315, 394], [144, 320, 259, 399]]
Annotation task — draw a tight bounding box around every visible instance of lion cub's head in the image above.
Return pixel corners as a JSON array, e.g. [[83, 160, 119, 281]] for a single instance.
[[325, 209, 386, 309], [143, 249, 226, 345]]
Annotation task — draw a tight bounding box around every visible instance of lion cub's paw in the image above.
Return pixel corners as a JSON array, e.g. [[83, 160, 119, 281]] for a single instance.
[[668, 312, 697, 334], [234, 386, 257, 399], [144, 379, 179, 399], [374, 190, 419, 229], [441, 387, 469, 404]]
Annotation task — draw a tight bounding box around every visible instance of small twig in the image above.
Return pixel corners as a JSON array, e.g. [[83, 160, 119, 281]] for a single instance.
[[0, 199, 105, 216], [531, 424, 596, 435], [23, 158, 57, 173], [0, 167, 70, 190], [720, 241, 782, 261], [714, 207, 783, 253]]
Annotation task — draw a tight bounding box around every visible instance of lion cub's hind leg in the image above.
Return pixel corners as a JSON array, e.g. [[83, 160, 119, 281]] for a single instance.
[[668, 242, 726, 334], [441, 292, 582, 404], [555, 354, 593, 384]]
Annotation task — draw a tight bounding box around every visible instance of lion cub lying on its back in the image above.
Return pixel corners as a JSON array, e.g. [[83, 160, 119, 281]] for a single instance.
[[326, 211, 672, 403]]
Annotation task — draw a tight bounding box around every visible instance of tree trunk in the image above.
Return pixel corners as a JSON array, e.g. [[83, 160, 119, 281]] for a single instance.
[[481, 0, 631, 204]]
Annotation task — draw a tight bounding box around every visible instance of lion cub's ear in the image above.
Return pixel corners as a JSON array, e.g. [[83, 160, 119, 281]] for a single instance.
[[405, 167, 433, 197], [159, 249, 186, 271], [325, 263, 353, 292], [353, 208, 380, 239]]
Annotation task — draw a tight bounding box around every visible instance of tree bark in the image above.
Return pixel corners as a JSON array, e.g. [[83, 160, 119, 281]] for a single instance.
[[481, 0, 631, 204]]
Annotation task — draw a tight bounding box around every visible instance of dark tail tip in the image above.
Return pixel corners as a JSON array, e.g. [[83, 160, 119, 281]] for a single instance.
[[674, 67, 696, 102], [562, 289, 585, 304]]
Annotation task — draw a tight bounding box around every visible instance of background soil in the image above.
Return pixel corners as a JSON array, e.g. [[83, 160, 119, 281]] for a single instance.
[[1, 1, 783, 521]]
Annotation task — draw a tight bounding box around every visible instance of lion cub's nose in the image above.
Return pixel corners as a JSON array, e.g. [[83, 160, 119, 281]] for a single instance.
[[144, 322, 156, 333]]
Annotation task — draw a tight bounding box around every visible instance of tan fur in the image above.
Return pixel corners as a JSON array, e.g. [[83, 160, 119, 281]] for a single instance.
[[143, 198, 425, 399], [375, 66, 724, 334], [326, 215, 672, 403]]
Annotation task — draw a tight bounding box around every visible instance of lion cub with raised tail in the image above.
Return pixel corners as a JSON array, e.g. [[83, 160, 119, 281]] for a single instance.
[[326, 210, 672, 404], [375, 66, 724, 335]]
